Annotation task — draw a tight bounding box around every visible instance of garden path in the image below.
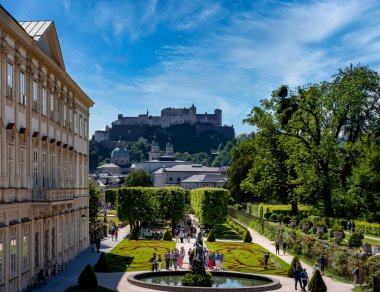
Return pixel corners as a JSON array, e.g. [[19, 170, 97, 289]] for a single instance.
[[230, 217, 355, 292], [26, 224, 130, 292]]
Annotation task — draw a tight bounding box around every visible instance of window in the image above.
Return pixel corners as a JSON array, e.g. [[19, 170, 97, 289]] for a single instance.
[[20, 149, 26, 187], [32, 80, 38, 111], [74, 112, 77, 134], [69, 109, 72, 130], [50, 94, 54, 119], [19, 71, 26, 105], [84, 118, 87, 139], [33, 150, 38, 187], [79, 115, 83, 137], [42, 88, 47, 115], [10, 239, 17, 279], [64, 104, 67, 127], [0, 242, 3, 285], [51, 154, 56, 182], [7, 62, 13, 98], [42, 153, 47, 188], [22, 235, 28, 272]]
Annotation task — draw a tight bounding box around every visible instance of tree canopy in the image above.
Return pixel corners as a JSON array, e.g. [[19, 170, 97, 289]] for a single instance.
[[124, 169, 152, 187], [231, 64, 380, 219], [89, 180, 100, 223]]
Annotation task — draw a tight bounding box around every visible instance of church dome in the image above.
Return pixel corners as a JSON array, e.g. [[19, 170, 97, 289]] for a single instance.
[[111, 146, 129, 158]]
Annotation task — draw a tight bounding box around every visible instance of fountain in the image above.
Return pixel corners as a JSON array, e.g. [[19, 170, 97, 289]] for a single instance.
[[128, 231, 282, 291]]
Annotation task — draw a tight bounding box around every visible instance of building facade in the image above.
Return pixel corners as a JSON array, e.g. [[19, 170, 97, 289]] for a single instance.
[[0, 6, 93, 291]]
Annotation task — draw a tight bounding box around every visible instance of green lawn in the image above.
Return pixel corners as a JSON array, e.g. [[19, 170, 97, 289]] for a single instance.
[[212, 224, 242, 240], [206, 241, 290, 276], [106, 239, 175, 272]]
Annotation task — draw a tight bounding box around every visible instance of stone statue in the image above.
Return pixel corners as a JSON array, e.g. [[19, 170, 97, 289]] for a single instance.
[[192, 231, 205, 274]]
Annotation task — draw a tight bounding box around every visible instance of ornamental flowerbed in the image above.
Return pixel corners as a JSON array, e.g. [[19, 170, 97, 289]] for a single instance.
[[106, 240, 175, 272], [205, 241, 289, 276]]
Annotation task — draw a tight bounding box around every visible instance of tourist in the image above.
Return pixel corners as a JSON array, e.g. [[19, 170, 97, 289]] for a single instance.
[[95, 237, 101, 253], [351, 220, 356, 233], [220, 254, 224, 270], [294, 266, 302, 290], [187, 231, 191, 243], [175, 229, 179, 243], [213, 251, 216, 268], [209, 252, 214, 270], [282, 240, 287, 255], [352, 265, 359, 285], [114, 229, 118, 241], [312, 263, 318, 271], [165, 251, 170, 270], [319, 254, 327, 275], [215, 252, 221, 270], [204, 249, 209, 268], [347, 221, 353, 234], [151, 253, 157, 271], [188, 248, 194, 266], [173, 249, 179, 270], [157, 254, 162, 271], [180, 247, 185, 268], [263, 252, 270, 269], [275, 241, 280, 255], [300, 268, 309, 290]]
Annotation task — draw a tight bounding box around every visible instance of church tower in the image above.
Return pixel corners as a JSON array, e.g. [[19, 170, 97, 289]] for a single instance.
[[166, 135, 174, 156], [149, 133, 161, 160]]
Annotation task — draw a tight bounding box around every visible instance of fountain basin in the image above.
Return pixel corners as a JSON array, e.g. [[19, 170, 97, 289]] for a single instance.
[[128, 270, 281, 291]]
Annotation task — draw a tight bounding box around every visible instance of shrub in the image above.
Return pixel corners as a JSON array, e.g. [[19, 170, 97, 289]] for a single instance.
[[94, 252, 110, 272], [264, 211, 271, 220], [233, 203, 243, 211], [163, 230, 173, 241], [340, 219, 348, 230], [283, 215, 291, 224], [243, 231, 252, 243], [78, 264, 98, 290], [347, 232, 364, 247], [207, 229, 216, 242], [269, 213, 278, 222], [370, 270, 380, 291], [128, 228, 139, 240], [287, 257, 302, 278], [182, 272, 213, 287], [277, 214, 284, 223], [307, 269, 327, 292]]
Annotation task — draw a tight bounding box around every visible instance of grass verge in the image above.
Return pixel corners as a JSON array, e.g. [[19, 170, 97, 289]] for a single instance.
[[213, 224, 242, 240]]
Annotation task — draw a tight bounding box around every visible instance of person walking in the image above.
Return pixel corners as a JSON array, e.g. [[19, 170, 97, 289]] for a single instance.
[[220, 253, 224, 270], [282, 240, 287, 255], [151, 253, 157, 271], [294, 266, 302, 290], [157, 254, 162, 271], [114, 229, 118, 241], [165, 251, 170, 270], [275, 241, 280, 255], [300, 268, 309, 291], [263, 252, 270, 269], [319, 254, 327, 275]]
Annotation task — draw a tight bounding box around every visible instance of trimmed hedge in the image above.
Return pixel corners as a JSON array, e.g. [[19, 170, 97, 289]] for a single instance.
[[246, 203, 316, 218], [105, 189, 117, 205], [207, 229, 216, 242], [163, 230, 173, 241], [94, 252, 110, 272], [243, 231, 252, 243], [190, 188, 230, 225], [78, 264, 98, 290]]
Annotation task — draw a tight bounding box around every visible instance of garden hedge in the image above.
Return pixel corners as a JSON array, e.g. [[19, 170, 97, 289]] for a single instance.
[[190, 188, 229, 225]]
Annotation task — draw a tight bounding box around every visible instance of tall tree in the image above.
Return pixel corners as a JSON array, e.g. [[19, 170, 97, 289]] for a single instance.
[[124, 169, 152, 187], [242, 65, 380, 216], [89, 181, 100, 223]]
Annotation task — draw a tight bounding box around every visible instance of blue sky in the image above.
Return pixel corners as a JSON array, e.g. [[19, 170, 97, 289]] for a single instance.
[[3, 0, 380, 135]]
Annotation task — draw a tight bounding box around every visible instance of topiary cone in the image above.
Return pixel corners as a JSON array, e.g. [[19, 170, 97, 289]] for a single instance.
[[308, 269, 327, 292], [207, 229, 216, 242], [78, 264, 98, 289], [94, 252, 110, 272], [287, 257, 302, 278], [243, 231, 252, 243]]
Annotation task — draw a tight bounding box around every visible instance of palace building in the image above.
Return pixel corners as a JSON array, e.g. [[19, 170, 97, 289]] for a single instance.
[[0, 5, 93, 291]]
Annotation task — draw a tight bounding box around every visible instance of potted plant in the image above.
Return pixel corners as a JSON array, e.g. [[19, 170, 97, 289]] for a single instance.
[[300, 220, 311, 233], [290, 216, 298, 228], [331, 224, 344, 244], [315, 221, 327, 239]]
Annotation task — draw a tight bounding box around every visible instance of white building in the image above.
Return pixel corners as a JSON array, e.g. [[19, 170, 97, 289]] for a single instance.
[[0, 6, 93, 291], [152, 164, 227, 187], [181, 174, 227, 190]]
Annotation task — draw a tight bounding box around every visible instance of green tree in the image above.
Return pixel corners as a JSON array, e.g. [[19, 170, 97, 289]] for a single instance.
[[105, 189, 117, 206], [242, 65, 380, 216], [157, 187, 187, 236], [212, 140, 236, 167], [124, 169, 152, 187], [117, 187, 157, 230], [89, 181, 100, 223]]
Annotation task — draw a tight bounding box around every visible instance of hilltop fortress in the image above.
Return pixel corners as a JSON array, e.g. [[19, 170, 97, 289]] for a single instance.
[[94, 105, 234, 154]]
